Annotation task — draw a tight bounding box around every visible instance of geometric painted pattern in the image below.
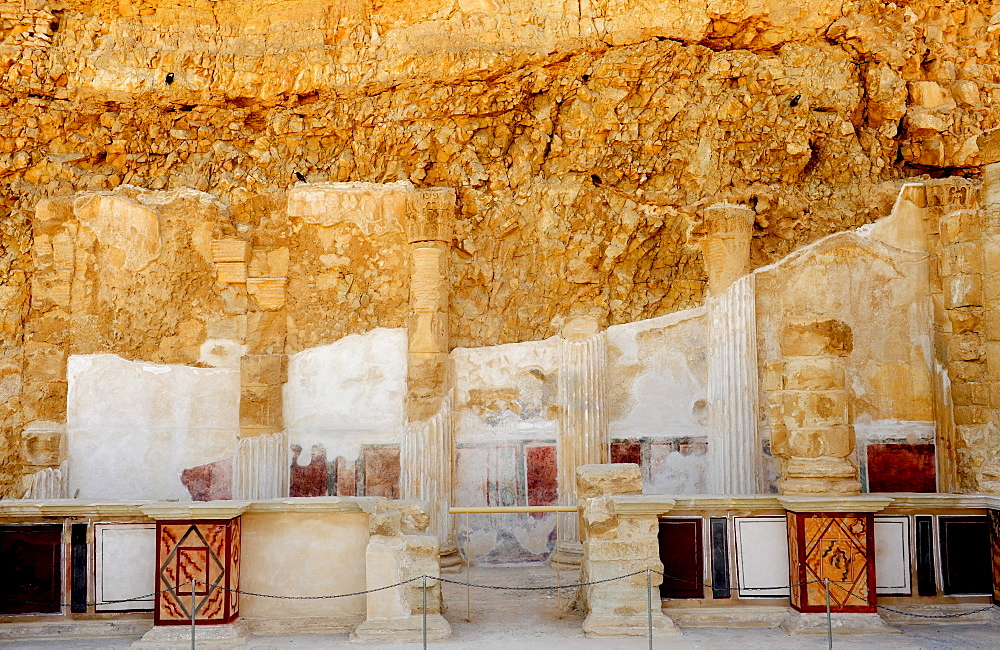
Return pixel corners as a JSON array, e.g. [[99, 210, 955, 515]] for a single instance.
[[154, 518, 240, 625], [787, 512, 875, 614]]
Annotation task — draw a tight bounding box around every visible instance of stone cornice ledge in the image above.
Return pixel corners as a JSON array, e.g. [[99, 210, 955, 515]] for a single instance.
[[882, 493, 991, 510], [669, 495, 784, 510], [0, 500, 154, 519], [778, 495, 894, 513], [140, 501, 252, 520], [610, 495, 676, 515], [981, 495, 1000, 510], [245, 497, 380, 514]]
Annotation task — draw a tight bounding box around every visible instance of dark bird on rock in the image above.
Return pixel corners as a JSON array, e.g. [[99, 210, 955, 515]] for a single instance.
[[790, 94, 801, 107], [165, 73, 174, 85], [294, 171, 307, 183]]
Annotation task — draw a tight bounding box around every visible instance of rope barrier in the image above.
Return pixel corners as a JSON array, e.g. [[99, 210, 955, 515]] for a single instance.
[[650, 567, 824, 591], [20, 572, 998, 619], [877, 604, 996, 619], [195, 576, 424, 600], [20, 584, 194, 609]]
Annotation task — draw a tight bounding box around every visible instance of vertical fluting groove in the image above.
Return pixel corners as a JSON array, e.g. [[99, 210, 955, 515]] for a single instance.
[[557, 333, 608, 541], [233, 432, 289, 500], [707, 274, 759, 494], [401, 398, 451, 545]]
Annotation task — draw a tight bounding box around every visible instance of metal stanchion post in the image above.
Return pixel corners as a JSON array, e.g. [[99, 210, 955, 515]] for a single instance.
[[647, 568, 653, 650], [556, 513, 561, 619], [466, 512, 471, 622], [190, 579, 196, 650], [825, 577, 832, 650], [423, 575, 428, 650]]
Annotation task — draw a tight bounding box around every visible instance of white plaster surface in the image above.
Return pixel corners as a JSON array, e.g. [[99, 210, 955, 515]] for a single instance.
[[450, 339, 560, 562], [283, 328, 407, 461], [605, 309, 710, 441], [735, 516, 790, 597], [67, 354, 240, 499], [240, 512, 369, 620], [451, 338, 560, 440], [646, 445, 707, 493], [874, 516, 912, 595], [754, 231, 936, 448], [94, 524, 156, 611]]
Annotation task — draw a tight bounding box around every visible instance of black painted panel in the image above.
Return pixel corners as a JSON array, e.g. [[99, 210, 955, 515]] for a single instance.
[[940, 516, 991, 595], [915, 516, 936, 597], [710, 518, 731, 599], [0, 524, 62, 614], [71, 524, 87, 613], [658, 518, 704, 599]]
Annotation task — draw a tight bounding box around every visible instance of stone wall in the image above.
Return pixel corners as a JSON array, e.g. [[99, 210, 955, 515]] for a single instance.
[[2, 0, 1000, 494]]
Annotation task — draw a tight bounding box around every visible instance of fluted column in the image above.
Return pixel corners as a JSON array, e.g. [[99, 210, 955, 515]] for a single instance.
[[701, 203, 760, 494], [554, 310, 608, 565], [706, 274, 760, 493], [400, 188, 459, 566]]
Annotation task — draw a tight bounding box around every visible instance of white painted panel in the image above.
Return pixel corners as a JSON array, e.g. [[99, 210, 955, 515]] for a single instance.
[[67, 354, 240, 499], [735, 516, 789, 597], [95, 524, 156, 611], [283, 328, 407, 462], [875, 516, 911, 595]]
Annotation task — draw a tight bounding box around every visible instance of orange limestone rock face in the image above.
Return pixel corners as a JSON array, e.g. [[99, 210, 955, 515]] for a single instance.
[[1, 0, 1000, 499]]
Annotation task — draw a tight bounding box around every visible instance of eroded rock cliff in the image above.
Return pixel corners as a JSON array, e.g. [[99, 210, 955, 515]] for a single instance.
[[0, 0, 998, 493]]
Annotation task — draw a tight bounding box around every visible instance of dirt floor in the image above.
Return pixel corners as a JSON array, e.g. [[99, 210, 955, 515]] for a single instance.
[[2, 565, 998, 648]]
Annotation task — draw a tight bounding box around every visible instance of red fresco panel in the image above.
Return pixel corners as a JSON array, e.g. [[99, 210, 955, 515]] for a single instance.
[[866, 443, 936, 493], [290, 444, 328, 497], [611, 440, 642, 466], [363, 445, 401, 499], [526, 445, 558, 507]]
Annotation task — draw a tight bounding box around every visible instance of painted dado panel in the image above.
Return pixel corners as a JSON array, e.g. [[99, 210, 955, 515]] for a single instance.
[[939, 516, 991, 596], [658, 518, 704, 599], [155, 518, 240, 625], [95, 523, 156, 611], [874, 516, 911, 596], [734, 517, 789, 597], [0, 524, 62, 614], [788, 513, 875, 614]]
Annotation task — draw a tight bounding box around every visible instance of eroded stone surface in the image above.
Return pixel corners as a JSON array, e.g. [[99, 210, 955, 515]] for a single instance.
[[2, 0, 1000, 496]]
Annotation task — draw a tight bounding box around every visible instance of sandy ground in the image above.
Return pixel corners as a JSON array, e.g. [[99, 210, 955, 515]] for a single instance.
[[2, 565, 998, 648]]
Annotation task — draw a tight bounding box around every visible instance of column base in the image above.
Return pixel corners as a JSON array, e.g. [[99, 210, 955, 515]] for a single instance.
[[781, 612, 900, 635], [350, 614, 451, 643], [549, 541, 584, 568], [440, 541, 464, 573], [132, 621, 251, 647], [582, 611, 681, 638]]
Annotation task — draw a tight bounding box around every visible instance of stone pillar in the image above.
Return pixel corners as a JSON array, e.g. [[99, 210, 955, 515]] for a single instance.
[[401, 187, 459, 565], [976, 128, 1000, 491], [577, 464, 680, 638], [778, 496, 896, 635], [771, 318, 861, 494], [234, 354, 289, 499], [553, 309, 608, 567], [706, 273, 760, 494], [134, 502, 250, 647], [19, 198, 75, 497], [351, 501, 451, 642], [700, 202, 755, 297], [700, 203, 759, 494]]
